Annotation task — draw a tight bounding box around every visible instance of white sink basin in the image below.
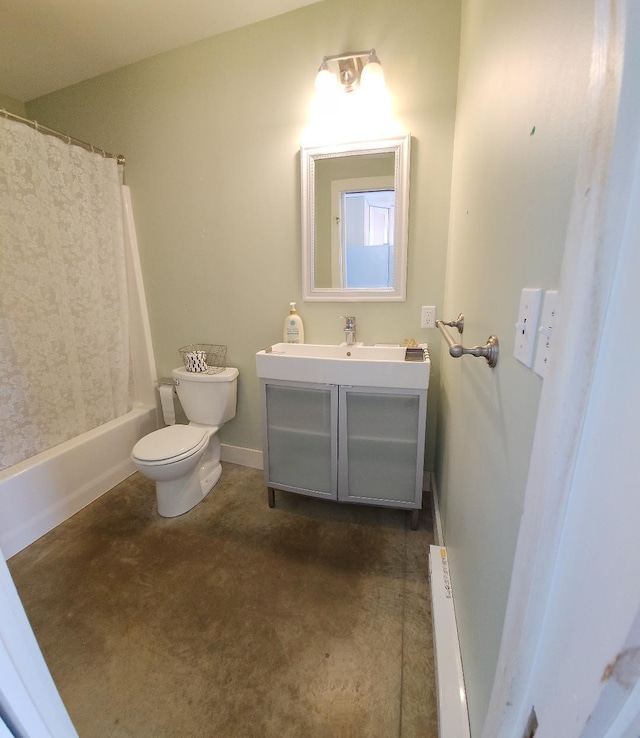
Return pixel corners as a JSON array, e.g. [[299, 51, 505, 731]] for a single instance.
[[255, 342, 430, 389]]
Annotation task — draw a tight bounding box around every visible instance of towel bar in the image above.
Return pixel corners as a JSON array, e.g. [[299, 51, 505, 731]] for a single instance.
[[436, 314, 499, 368]]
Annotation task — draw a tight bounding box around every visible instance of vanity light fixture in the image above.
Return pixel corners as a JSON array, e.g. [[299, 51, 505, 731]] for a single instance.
[[315, 50, 385, 96], [305, 48, 399, 146]]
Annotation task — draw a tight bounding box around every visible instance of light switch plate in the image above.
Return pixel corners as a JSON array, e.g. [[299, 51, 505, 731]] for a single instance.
[[514, 288, 543, 367], [534, 290, 559, 378]]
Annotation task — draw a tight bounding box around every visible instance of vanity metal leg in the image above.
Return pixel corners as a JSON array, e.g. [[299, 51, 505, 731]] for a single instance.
[[267, 487, 275, 508], [410, 509, 420, 531]]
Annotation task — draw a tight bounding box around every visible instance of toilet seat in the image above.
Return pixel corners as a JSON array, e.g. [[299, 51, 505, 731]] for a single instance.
[[132, 425, 208, 466]]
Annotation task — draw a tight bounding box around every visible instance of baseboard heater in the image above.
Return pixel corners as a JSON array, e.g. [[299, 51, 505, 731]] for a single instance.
[[429, 545, 471, 737]]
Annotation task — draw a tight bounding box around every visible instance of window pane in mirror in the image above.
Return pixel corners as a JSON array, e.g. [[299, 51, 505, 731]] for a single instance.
[[344, 189, 394, 288], [313, 152, 395, 289]]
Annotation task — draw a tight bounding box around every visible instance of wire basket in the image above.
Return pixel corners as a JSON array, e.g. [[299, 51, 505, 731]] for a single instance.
[[178, 344, 227, 374]]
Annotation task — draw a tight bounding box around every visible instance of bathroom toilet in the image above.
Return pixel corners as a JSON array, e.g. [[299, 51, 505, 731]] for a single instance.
[[131, 366, 239, 517]]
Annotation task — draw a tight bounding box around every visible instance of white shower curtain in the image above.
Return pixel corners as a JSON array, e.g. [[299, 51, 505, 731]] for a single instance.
[[0, 116, 130, 470]]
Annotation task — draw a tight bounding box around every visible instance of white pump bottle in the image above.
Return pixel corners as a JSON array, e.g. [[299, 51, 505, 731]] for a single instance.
[[283, 302, 305, 344]]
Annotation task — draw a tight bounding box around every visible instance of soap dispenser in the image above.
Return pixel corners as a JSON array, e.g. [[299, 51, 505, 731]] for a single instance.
[[283, 302, 305, 344]]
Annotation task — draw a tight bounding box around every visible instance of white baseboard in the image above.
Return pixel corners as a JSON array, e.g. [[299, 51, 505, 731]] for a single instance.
[[430, 472, 444, 547], [429, 545, 471, 738], [221, 444, 263, 470]]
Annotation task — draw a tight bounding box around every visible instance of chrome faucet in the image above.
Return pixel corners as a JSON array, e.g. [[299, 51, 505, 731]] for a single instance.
[[340, 316, 357, 345]]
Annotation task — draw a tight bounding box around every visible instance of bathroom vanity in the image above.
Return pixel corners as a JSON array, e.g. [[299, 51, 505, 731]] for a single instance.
[[255, 343, 430, 529]]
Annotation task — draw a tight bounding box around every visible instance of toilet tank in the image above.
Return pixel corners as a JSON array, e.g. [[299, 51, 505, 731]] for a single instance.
[[172, 366, 239, 426]]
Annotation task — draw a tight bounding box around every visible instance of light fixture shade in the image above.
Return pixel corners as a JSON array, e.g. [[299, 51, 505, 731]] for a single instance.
[[360, 53, 385, 92], [315, 63, 340, 97]]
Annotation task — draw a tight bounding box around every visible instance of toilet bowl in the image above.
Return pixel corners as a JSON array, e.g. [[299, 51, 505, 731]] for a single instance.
[[131, 366, 238, 517]]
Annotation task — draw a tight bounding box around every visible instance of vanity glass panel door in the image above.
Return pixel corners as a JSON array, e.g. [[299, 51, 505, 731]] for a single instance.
[[262, 380, 338, 499], [338, 386, 425, 508]]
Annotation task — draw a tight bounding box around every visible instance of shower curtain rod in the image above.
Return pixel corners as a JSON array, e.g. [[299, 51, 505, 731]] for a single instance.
[[1, 108, 125, 165]]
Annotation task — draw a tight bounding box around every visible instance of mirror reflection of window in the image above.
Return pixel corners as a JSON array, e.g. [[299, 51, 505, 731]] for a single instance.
[[342, 189, 395, 288], [329, 174, 394, 288], [315, 154, 395, 290]]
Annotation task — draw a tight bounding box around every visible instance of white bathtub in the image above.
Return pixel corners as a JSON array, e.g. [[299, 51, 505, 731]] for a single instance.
[[0, 185, 160, 560], [0, 404, 158, 558]]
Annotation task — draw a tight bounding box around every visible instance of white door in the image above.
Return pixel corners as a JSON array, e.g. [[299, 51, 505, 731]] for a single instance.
[[0, 543, 77, 736]]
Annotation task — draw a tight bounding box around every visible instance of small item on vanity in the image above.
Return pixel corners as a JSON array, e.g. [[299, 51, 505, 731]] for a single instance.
[[405, 346, 429, 362], [283, 302, 305, 344], [402, 338, 419, 348]]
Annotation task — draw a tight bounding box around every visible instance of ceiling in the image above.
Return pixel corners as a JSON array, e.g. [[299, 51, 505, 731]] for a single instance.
[[0, 0, 321, 102]]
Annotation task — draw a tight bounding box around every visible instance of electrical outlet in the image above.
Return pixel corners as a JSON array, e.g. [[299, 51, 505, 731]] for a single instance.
[[421, 306, 436, 328]]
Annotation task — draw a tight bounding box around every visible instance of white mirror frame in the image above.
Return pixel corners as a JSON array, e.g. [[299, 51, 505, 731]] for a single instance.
[[301, 134, 411, 302]]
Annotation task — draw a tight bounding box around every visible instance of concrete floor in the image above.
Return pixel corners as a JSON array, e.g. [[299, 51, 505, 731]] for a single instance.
[[8, 463, 438, 737]]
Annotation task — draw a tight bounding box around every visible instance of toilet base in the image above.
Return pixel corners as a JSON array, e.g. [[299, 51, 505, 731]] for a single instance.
[[156, 435, 222, 517]]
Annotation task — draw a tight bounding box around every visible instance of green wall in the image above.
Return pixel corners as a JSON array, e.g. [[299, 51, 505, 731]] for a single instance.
[[0, 94, 26, 116], [26, 0, 461, 468]]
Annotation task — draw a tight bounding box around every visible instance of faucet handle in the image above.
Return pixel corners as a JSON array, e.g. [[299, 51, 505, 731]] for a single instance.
[[339, 315, 356, 329]]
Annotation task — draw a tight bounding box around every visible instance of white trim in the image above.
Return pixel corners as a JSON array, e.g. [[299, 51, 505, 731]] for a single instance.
[[429, 546, 471, 738], [221, 444, 263, 470], [0, 543, 77, 736]]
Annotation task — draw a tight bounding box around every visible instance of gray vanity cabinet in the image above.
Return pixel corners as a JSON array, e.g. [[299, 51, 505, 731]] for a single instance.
[[260, 379, 426, 525]]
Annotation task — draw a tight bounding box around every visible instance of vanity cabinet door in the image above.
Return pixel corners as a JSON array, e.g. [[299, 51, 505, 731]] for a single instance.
[[338, 386, 426, 509], [261, 380, 338, 500]]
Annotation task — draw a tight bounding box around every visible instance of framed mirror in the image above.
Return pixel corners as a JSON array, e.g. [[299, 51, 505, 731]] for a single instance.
[[301, 134, 410, 301]]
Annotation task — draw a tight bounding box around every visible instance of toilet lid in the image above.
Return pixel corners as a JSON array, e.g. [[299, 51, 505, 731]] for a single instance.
[[132, 425, 208, 463]]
